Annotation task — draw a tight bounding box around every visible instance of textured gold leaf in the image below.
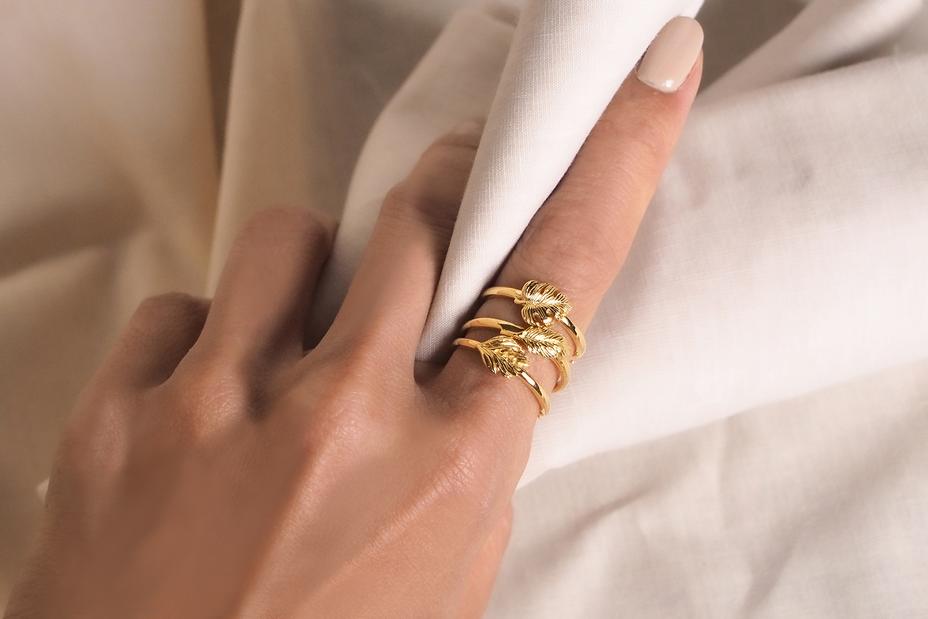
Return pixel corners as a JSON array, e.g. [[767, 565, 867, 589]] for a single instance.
[[477, 336, 528, 377], [519, 280, 572, 326], [516, 326, 566, 359]]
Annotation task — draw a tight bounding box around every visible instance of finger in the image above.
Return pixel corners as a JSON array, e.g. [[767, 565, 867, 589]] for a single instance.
[[192, 207, 334, 365], [316, 122, 482, 367], [442, 18, 704, 426], [96, 293, 209, 390]]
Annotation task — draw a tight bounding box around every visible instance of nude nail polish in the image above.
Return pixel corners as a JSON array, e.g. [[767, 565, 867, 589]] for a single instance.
[[636, 16, 704, 93]]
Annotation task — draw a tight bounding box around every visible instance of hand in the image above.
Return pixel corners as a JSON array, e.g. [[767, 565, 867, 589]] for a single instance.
[[5, 48, 702, 619]]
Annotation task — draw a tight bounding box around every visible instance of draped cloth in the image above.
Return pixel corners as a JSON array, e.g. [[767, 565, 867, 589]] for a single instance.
[[1, 0, 927, 615]]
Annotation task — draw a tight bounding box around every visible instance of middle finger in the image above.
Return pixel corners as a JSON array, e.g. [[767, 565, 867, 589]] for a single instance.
[[316, 123, 482, 368]]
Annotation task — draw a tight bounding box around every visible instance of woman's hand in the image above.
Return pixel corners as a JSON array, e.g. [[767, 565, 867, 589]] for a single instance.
[[6, 29, 702, 619]]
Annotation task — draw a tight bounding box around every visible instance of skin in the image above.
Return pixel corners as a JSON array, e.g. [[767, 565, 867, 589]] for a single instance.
[[5, 56, 702, 618]]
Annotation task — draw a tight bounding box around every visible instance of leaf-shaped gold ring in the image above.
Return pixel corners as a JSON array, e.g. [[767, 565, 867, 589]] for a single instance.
[[476, 335, 528, 377], [453, 336, 551, 417], [462, 317, 571, 391], [482, 280, 586, 358]]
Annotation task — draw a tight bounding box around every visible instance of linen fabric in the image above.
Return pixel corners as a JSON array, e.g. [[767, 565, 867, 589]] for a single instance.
[[1, 0, 926, 615]]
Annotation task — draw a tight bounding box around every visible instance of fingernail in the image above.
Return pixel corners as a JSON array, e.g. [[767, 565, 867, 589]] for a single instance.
[[636, 16, 704, 94]]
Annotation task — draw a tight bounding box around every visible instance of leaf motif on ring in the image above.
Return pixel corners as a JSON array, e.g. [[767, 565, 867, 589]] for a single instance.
[[516, 326, 566, 359], [477, 335, 528, 377], [519, 280, 572, 326]]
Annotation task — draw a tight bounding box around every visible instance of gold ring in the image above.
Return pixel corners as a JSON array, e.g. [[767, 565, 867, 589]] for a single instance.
[[462, 317, 571, 391], [453, 335, 551, 417], [482, 280, 586, 358]]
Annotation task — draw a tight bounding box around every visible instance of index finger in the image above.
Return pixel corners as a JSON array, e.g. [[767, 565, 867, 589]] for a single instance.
[[441, 17, 704, 432]]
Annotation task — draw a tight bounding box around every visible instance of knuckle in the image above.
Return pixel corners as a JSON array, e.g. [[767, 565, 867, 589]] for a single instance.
[[593, 114, 634, 150], [163, 359, 250, 438], [381, 181, 456, 231], [273, 355, 421, 477], [274, 374, 384, 470], [56, 391, 130, 484], [286, 208, 334, 249], [595, 112, 672, 175], [132, 292, 207, 327], [381, 182, 418, 220], [432, 124, 483, 150], [380, 183, 427, 235], [418, 137, 478, 174], [315, 331, 399, 385], [380, 140, 473, 237], [510, 216, 618, 293], [380, 182, 455, 241], [297, 393, 370, 456]]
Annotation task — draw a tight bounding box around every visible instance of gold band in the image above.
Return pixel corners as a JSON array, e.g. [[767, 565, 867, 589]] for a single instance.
[[453, 336, 551, 417], [456, 281, 584, 418], [462, 317, 571, 391], [555, 315, 586, 358], [482, 280, 586, 359], [482, 286, 523, 301]]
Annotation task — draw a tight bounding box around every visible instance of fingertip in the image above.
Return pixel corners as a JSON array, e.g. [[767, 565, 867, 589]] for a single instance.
[[450, 118, 486, 136], [435, 118, 487, 150]]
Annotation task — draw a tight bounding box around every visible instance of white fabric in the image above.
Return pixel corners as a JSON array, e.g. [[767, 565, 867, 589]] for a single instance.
[[313, 0, 928, 486], [2, 0, 928, 615], [491, 357, 928, 617]]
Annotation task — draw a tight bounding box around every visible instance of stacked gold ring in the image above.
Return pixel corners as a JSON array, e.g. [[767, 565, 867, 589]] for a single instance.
[[461, 318, 571, 391], [453, 280, 586, 417], [483, 281, 586, 359]]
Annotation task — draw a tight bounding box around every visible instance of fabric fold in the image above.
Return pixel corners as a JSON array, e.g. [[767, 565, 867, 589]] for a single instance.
[[702, 0, 924, 102], [312, 0, 928, 486]]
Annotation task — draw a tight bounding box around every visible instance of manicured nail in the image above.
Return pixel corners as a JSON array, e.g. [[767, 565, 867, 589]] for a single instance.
[[636, 16, 704, 93]]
